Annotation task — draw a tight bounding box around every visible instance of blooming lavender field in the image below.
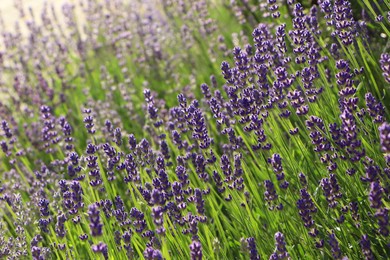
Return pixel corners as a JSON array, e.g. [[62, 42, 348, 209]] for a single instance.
[[0, 0, 390, 259]]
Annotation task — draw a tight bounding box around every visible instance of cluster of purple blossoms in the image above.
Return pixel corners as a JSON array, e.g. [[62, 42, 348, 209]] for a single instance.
[[122, 153, 140, 183], [268, 153, 289, 189], [273, 66, 295, 118], [358, 126, 390, 236], [85, 143, 103, 188], [349, 201, 360, 226], [275, 24, 287, 60], [264, 180, 281, 210], [375, 208, 389, 237], [38, 198, 51, 233], [270, 232, 290, 260], [88, 203, 103, 237], [83, 108, 96, 134], [287, 89, 306, 117], [297, 189, 318, 237], [379, 122, 390, 153], [189, 240, 202, 260], [219, 153, 245, 195], [67, 152, 83, 180], [144, 89, 163, 128], [143, 246, 163, 260], [55, 212, 67, 238], [289, 3, 310, 65], [30, 235, 48, 260], [305, 116, 337, 172], [380, 53, 390, 83], [319, 0, 332, 21], [246, 237, 260, 260], [369, 181, 383, 209], [0, 120, 14, 157], [364, 93, 385, 124], [335, 60, 365, 164], [102, 142, 120, 181], [186, 99, 213, 150], [267, 0, 280, 19], [368, 180, 389, 236], [331, 0, 356, 45], [328, 232, 345, 260], [40, 105, 60, 154], [360, 235, 374, 260], [121, 230, 133, 258], [111, 196, 132, 228], [151, 206, 165, 234], [320, 174, 342, 208], [60, 180, 84, 216], [59, 116, 74, 151], [92, 242, 108, 260], [1, 0, 390, 259]]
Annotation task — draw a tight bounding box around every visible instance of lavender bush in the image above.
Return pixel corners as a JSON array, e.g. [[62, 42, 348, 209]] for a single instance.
[[0, 0, 390, 259]]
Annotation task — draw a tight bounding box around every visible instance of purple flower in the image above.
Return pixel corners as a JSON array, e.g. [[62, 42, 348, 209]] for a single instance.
[[195, 154, 208, 181], [297, 189, 317, 235], [38, 198, 50, 217], [336, 60, 354, 90], [361, 162, 381, 182], [143, 247, 163, 260], [151, 206, 165, 234], [150, 188, 166, 206], [60, 117, 74, 150], [37, 197, 52, 233], [187, 102, 213, 150], [221, 61, 233, 83], [190, 240, 202, 260], [114, 127, 122, 146], [369, 182, 383, 209], [264, 180, 278, 209], [92, 242, 108, 260], [38, 218, 51, 233], [365, 93, 385, 124], [88, 204, 103, 237], [79, 234, 88, 241], [31, 246, 42, 260], [380, 53, 390, 83], [320, 174, 342, 208], [176, 165, 189, 187], [246, 237, 260, 260], [298, 173, 307, 187], [83, 109, 95, 134], [360, 235, 374, 260], [332, 0, 356, 45], [40, 105, 60, 153], [194, 188, 205, 215], [55, 213, 67, 238], [128, 134, 137, 150], [130, 207, 147, 233], [375, 208, 389, 236], [328, 232, 344, 259], [270, 232, 290, 259], [268, 154, 289, 189], [379, 122, 390, 153], [276, 24, 287, 55], [349, 202, 360, 223], [200, 83, 211, 100]]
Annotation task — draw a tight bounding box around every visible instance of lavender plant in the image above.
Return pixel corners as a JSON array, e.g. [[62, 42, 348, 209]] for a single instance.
[[0, 0, 390, 259]]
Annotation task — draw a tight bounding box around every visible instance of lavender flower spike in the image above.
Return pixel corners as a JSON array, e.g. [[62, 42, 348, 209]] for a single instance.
[[360, 235, 374, 260], [88, 204, 103, 237], [190, 240, 202, 260], [379, 122, 390, 153], [270, 232, 290, 259], [380, 53, 390, 83]]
